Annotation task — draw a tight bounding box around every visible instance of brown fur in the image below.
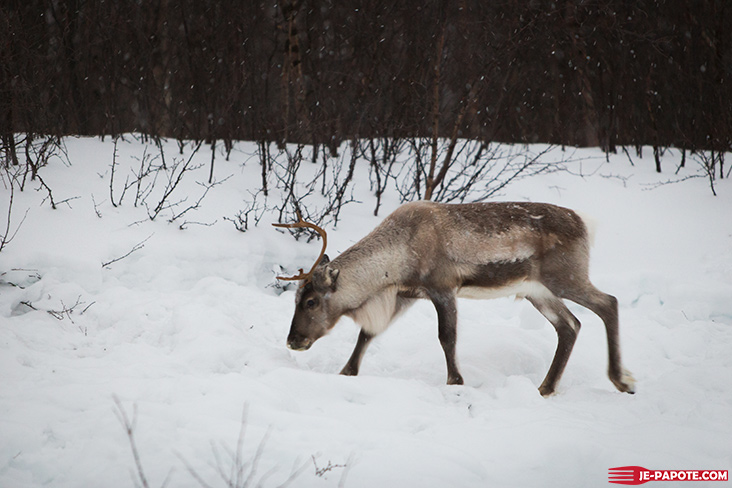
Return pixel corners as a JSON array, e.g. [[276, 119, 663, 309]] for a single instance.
[[283, 201, 635, 395]]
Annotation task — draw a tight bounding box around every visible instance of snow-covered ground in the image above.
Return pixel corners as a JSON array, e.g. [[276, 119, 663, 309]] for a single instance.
[[1, 137, 730, 488]]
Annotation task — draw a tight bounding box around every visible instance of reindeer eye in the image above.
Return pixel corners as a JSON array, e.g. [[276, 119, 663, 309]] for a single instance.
[[305, 298, 318, 309]]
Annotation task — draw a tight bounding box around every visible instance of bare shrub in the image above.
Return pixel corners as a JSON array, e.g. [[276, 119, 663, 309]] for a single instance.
[[225, 190, 267, 233], [696, 150, 726, 197], [364, 137, 404, 216], [0, 170, 28, 253], [269, 141, 359, 233], [114, 399, 307, 488], [394, 140, 560, 203]]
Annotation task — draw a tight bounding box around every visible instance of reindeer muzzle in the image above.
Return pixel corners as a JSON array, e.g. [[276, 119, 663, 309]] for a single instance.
[[287, 333, 314, 351]]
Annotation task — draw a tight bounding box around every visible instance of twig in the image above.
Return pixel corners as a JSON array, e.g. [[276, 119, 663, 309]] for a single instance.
[[134, 144, 161, 208], [1, 181, 29, 253], [181, 406, 265, 488], [91, 194, 103, 218], [178, 456, 215, 488], [337, 453, 355, 488], [311, 455, 347, 478], [224, 190, 267, 232], [148, 141, 203, 220], [621, 145, 636, 166], [178, 220, 217, 230], [19, 301, 37, 312], [35, 174, 57, 209], [0, 269, 41, 288], [276, 460, 310, 488], [56, 196, 82, 209], [640, 174, 704, 191], [599, 172, 631, 188], [113, 396, 151, 488], [102, 234, 154, 268], [80, 301, 96, 315], [110, 136, 119, 207], [178, 404, 307, 488], [168, 175, 231, 224], [46, 295, 85, 323]]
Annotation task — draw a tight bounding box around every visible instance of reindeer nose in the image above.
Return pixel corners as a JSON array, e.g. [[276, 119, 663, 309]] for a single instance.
[[287, 332, 312, 351]]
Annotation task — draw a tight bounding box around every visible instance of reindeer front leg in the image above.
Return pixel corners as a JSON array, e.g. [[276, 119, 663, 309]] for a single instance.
[[429, 291, 464, 385], [340, 330, 374, 376]]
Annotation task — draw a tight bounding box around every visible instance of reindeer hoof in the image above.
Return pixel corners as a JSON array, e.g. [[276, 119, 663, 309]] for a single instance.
[[611, 368, 636, 394], [539, 384, 556, 397], [339, 365, 358, 376], [447, 374, 464, 385]]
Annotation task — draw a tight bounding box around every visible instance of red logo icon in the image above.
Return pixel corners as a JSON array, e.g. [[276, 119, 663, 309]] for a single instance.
[[609, 466, 728, 485]]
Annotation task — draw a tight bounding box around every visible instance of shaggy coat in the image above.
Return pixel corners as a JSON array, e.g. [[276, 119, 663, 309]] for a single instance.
[[284, 201, 635, 396]]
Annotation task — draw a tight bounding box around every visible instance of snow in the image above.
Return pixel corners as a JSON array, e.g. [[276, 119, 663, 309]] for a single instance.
[[1, 137, 731, 487]]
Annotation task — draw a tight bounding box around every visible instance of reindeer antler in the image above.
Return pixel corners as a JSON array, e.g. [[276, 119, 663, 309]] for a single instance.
[[272, 211, 328, 283]]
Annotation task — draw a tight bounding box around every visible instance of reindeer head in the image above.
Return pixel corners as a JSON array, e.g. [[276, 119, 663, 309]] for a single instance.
[[286, 256, 341, 349], [273, 213, 340, 350]]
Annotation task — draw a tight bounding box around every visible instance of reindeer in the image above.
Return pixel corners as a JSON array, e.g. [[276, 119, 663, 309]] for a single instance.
[[274, 201, 635, 396]]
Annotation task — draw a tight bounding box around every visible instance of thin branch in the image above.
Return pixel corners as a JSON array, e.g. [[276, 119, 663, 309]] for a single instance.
[[113, 396, 151, 488], [91, 194, 103, 218], [1, 181, 29, 253], [177, 456, 215, 488], [176, 403, 302, 488], [35, 174, 57, 209], [46, 295, 85, 323], [110, 136, 119, 207], [148, 141, 203, 220], [224, 190, 267, 233], [311, 455, 347, 478], [168, 175, 232, 224], [640, 174, 704, 191], [102, 234, 154, 268]]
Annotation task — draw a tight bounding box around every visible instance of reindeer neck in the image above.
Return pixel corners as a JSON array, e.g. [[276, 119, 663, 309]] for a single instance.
[[330, 233, 407, 310]]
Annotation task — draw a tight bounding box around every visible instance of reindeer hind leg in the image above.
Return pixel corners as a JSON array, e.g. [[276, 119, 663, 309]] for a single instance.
[[564, 284, 635, 394], [429, 291, 464, 385]]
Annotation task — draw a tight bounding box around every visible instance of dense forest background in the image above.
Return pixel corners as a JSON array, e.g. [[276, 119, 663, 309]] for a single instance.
[[2, 0, 730, 154]]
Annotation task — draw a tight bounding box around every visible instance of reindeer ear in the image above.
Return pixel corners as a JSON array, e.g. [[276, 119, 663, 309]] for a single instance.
[[323, 266, 339, 291], [319, 254, 330, 265]]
